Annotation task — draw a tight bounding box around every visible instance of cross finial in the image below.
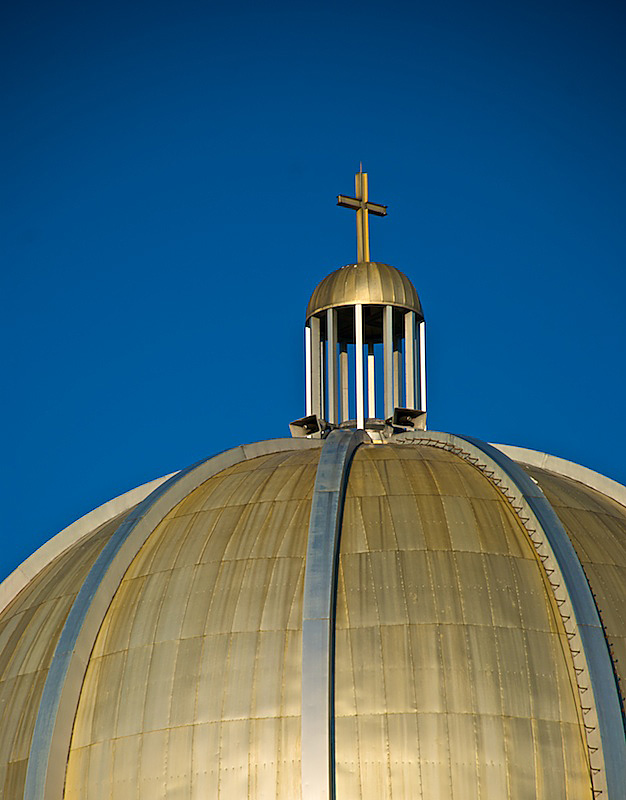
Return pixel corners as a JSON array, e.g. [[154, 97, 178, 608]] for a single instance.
[[337, 167, 387, 262]]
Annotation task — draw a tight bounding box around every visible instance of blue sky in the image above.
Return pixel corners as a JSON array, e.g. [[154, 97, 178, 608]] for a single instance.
[[2, 0, 625, 578]]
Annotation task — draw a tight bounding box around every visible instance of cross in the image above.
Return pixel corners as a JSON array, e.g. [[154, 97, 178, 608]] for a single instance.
[[337, 167, 387, 263]]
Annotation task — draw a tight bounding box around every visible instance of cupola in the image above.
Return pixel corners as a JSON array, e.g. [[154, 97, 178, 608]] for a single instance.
[[293, 169, 426, 436]]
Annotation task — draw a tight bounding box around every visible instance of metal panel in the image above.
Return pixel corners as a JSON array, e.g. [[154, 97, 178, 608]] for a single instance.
[[395, 431, 625, 800], [0, 513, 127, 800], [498, 440, 626, 698], [65, 447, 321, 798], [25, 438, 321, 800], [335, 443, 592, 799], [523, 465, 626, 733], [301, 428, 370, 800]]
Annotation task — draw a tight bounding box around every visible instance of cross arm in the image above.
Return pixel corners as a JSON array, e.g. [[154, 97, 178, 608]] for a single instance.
[[364, 201, 387, 217], [337, 195, 361, 210], [337, 195, 388, 217]]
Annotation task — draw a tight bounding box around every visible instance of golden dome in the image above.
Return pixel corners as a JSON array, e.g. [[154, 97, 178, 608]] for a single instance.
[[1, 435, 624, 798], [306, 262, 423, 319]]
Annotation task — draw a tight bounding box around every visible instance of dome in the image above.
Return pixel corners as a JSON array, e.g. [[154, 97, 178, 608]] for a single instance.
[[1, 171, 624, 799], [1, 432, 624, 799], [306, 262, 423, 319]]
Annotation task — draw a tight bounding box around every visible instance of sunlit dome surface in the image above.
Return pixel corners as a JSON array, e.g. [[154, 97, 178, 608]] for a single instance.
[[306, 262, 423, 319], [0, 438, 624, 798]]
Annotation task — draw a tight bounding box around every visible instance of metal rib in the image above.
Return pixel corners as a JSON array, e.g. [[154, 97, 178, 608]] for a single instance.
[[395, 430, 626, 799], [24, 438, 321, 800], [301, 428, 370, 800]]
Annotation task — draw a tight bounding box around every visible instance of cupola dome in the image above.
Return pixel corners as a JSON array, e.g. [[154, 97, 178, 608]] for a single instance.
[[306, 261, 423, 319]]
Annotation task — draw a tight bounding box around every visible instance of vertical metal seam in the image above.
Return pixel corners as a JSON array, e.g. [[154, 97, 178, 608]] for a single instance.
[[24, 438, 321, 800], [301, 429, 371, 800], [394, 430, 626, 800]]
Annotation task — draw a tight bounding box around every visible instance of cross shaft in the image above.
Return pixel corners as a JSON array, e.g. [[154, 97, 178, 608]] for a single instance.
[[337, 169, 387, 262]]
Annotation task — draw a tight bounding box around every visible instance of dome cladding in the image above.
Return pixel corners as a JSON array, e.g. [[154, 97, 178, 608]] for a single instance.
[[306, 261, 423, 319], [0, 435, 624, 798]]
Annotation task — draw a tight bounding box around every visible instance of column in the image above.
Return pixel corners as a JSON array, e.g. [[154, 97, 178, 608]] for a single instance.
[[340, 343, 349, 422], [310, 315, 322, 417], [355, 304, 364, 429], [404, 311, 415, 409], [305, 324, 312, 416], [319, 337, 326, 420], [326, 309, 338, 424], [419, 320, 427, 412], [393, 338, 401, 409], [383, 305, 393, 419], [367, 343, 376, 419]]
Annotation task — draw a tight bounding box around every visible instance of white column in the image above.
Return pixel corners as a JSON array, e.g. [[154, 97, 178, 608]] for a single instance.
[[305, 324, 312, 416], [404, 311, 415, 409], [319, 338, 326, 420], [326, 309, 337, 424], [419, 320, 427, 412], [367, 343, 376, 419], [355, 304, 364, 429], [310, 315, 321, 417], [383, 305, 393, 419], [393, 345, 401, 409], [340, 343, 349, 422]]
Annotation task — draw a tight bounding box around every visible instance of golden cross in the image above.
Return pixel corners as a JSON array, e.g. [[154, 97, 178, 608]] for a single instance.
[[337, 167, 387, 262]]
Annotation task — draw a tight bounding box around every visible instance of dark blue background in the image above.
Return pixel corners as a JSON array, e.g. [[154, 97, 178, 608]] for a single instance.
[[2, 0, 625, 579]]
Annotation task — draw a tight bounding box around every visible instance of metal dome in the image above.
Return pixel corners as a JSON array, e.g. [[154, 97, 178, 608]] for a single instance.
[[0, 433, 624, 799], [4, 171, 623, 799], [306, 262, 423, 320]]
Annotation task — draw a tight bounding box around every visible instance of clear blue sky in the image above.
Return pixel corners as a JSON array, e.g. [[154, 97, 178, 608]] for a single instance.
[[2, 0, 625, 579]]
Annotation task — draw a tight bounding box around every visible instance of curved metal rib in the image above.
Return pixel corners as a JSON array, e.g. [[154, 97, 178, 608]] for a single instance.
[[301, 428, 370, 800], [25, 438, 321, 800], [396, 430, 626, 799]]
